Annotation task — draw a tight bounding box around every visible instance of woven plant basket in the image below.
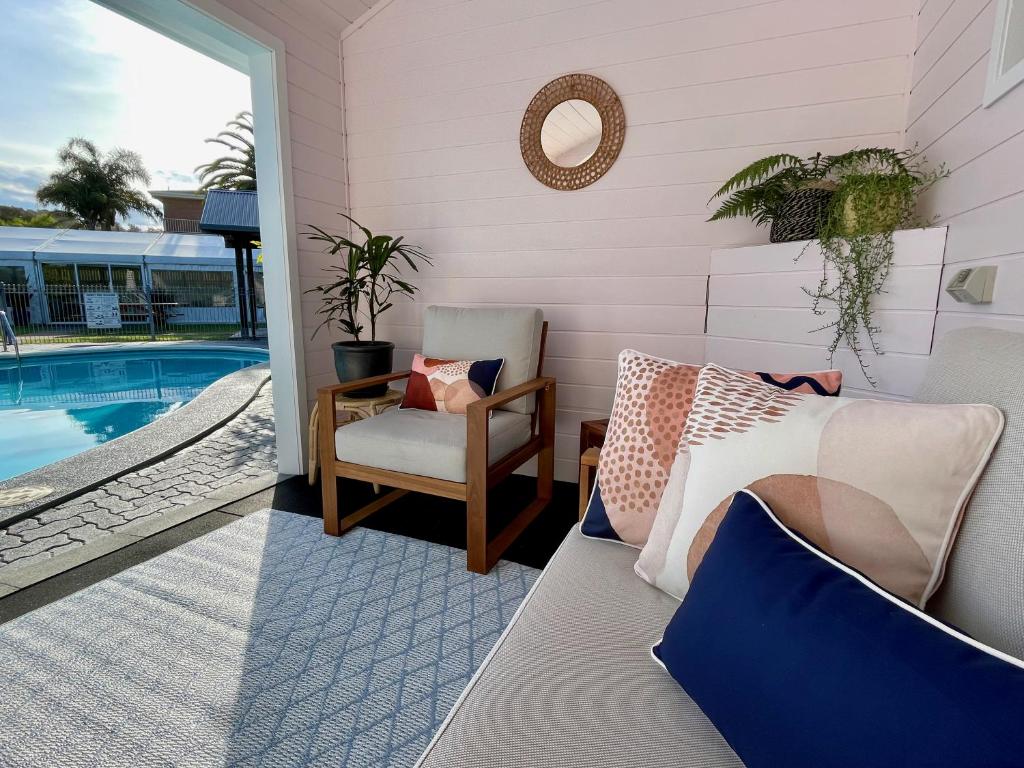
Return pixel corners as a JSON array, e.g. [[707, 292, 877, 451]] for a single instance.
[[769, 188, 834, 243]]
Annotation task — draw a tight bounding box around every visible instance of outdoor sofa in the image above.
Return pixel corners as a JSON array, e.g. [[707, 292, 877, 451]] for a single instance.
[[414, 327, 1024, 767]]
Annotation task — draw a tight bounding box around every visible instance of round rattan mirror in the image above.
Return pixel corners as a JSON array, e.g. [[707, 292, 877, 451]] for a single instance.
[[520, 74, 625, 190]]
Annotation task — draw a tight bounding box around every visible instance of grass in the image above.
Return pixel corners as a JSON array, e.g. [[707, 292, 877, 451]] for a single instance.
[[11, 323, 263, 344]]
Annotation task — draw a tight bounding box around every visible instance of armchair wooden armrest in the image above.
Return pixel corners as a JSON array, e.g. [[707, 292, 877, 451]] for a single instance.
[[465, 375, 556, 464], [317, 370, 411, 399], [317, 371, 411, 432], [465, 376, 555, 417]]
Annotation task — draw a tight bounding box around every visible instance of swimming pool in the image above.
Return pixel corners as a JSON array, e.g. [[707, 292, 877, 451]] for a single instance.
[[0, 346, 268, 482]]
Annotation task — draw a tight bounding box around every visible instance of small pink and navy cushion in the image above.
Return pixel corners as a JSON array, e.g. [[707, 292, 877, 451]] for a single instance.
[[400, 353, 504, 415], [652, 489, 1024, 768]]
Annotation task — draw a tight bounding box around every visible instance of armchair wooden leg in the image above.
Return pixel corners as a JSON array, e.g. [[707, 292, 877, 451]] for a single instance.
[[466, 485, 488, 574], [466, 400, 489, 574], [537, 380, 556, 502], [322, 464, 340, 536], [318, 388, 341, 536]]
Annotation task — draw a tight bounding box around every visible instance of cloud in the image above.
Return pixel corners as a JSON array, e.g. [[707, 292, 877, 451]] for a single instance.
[[152, 169, 200, 189], [0, 163, 49, 208], [0, 0, 251, 203]]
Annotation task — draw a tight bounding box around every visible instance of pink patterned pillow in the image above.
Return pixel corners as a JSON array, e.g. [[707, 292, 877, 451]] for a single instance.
[[634, 364, 1004, 606], [400, 353, 504, 415], [580, 350, 842, 547]]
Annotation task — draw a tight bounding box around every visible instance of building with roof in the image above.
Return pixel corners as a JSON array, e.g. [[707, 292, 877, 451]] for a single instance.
[[149, 190, 206, 234], [0, 226, 263, 329]]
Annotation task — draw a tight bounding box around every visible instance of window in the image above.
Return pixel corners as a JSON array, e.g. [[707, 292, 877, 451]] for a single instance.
[[0, 267, 29, 326], [0, 266, 27, 285], [112, 266, 143, 291], [986, 0, 1024, 106], [151, 269, 235, 308]]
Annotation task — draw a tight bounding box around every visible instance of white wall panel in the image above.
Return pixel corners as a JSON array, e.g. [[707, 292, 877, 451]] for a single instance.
[[341, 0, 917, 479]]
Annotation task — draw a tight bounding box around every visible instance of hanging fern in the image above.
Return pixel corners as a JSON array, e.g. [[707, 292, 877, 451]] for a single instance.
[[800, 149, 947, 385], [709, 146, 948, 386]]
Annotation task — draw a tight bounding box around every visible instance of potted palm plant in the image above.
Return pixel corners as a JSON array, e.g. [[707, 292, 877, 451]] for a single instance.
[[306, 214, 431, 397]]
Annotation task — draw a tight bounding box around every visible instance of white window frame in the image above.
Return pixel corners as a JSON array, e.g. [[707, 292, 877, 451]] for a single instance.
[[984, 0, 1024, 106]]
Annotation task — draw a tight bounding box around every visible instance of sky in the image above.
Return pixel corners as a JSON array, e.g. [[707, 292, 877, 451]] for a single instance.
[[0, 0, 251, 225]]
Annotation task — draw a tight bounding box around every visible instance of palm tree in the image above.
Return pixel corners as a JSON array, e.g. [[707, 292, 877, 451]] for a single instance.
[[195, 111, 257, 191], [36, 139, 162, 231]]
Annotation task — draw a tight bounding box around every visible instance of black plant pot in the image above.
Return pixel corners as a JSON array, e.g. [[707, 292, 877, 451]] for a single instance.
[[770, 188, 834, 243], [332, 340, 395, 397]]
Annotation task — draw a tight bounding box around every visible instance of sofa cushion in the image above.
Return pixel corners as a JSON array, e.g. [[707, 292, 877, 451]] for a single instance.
[[637, 364, 1003, 607], [421, 305, 543, 415], [915, 327, 1024, 659], [334, 408, 532, 483], [581, 350, 841, 548], [414, 526, 742, 768], [654, 489, 1024, 768]]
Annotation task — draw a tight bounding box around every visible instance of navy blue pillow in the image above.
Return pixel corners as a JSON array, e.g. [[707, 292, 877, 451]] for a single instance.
[[653, 489, 1024, 768]]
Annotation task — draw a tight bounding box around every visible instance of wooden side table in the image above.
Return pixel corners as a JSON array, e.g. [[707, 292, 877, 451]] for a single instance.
[[578, 418, 608, 519], [579, 418, 608, 455], [308, 388, 404, 486]]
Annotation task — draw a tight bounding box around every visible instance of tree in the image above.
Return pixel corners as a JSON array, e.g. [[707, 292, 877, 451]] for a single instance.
[[35, 139, 161, 231], [195, 111, 257, 191], [0, 212, 61, 228]]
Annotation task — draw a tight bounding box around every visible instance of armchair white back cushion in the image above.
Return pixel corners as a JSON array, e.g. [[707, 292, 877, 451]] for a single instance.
[[421, 306, 544, 415]]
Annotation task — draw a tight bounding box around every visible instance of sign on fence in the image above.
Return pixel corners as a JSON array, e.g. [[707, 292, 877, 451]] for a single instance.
[[83, 292, 122, 329]]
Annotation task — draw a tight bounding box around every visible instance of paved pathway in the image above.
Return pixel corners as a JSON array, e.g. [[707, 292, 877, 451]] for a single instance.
[[0, 386, 277, 573]]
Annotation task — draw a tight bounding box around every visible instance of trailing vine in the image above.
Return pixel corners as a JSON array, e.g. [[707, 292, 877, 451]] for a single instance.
[[803, 149, 947, 385]]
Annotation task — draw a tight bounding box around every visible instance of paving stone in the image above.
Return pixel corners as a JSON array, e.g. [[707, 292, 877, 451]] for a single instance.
[[65, 523, 113, 544], [2, 533, 76, 563], [79, 507, 132, 530], [7, 518, 81, 543], [0, 386, 278, 574]]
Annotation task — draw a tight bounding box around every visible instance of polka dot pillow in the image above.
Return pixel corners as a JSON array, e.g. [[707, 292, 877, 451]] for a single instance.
[[580, 350, 842, 547]]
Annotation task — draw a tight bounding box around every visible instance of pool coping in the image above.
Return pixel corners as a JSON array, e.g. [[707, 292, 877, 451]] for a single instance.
[[0, 338, 268, 361], [0, 469, 284, 597], [0, 356, 272, 527]]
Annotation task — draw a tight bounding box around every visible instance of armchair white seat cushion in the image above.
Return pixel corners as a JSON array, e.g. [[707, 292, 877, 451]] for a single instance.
[[334, 408, 533, 483]]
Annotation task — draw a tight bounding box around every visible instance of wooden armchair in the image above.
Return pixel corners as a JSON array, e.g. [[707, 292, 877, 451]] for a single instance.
[[318, 306, 555, 574]]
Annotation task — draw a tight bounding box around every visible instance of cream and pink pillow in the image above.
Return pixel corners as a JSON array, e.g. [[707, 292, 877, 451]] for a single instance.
[[635, 364, 1004, 607], [400, 354, 504, 415], [580, 350, 842, 547]]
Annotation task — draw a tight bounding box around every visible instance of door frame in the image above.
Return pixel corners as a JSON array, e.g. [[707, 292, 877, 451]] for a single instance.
[[94, 0, 308, 475]]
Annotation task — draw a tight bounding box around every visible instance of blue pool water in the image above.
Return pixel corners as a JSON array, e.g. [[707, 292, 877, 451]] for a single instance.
[[0, 347, 268, 482]]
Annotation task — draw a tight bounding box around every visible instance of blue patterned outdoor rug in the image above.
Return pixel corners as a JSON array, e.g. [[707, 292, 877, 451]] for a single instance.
[[0, 510, 539, 767]]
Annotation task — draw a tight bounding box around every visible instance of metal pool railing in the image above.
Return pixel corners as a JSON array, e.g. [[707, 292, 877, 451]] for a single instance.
[[0, 309, 19, 361], [0, 281, 267, 345]]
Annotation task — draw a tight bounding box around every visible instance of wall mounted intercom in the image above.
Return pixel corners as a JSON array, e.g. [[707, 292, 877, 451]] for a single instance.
[[945, 266, 997, 304]]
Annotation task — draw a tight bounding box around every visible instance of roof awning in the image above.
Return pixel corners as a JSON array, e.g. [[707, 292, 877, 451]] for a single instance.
[[199, 189, 260, 243]]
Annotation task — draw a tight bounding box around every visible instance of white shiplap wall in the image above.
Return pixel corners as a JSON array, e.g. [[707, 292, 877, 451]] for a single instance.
[[210, 0, 360, 403], [906, 0, 1024, 339], [706, 227, 948, 400], [339, 0, 918, 480]]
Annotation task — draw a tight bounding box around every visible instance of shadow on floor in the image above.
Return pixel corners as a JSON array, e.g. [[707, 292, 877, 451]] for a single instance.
[[228, 474, 579, 570], [0, 474, 579, 624]]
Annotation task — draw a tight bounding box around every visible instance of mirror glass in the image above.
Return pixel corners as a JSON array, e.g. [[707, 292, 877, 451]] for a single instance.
[[540, 99, 603, 167]]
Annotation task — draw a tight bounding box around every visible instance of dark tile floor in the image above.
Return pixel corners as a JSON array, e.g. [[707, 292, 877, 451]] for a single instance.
[[0, 475, 579, 624]]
